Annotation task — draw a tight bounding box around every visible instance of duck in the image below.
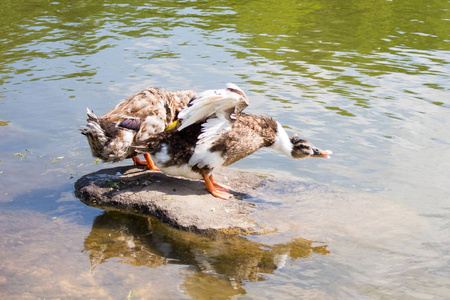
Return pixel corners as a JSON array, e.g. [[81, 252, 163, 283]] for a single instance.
[[80, 87, 197, 170], [135, 83, 332, 199]]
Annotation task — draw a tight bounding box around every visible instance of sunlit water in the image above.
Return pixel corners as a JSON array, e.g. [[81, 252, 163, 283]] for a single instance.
[[1, 0, 449, 299]]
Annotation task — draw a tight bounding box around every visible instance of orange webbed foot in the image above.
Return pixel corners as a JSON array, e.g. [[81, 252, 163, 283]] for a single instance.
[[210, 174, 229, 192], [203, 174, 232, 200], [209, 188, 233, 200]]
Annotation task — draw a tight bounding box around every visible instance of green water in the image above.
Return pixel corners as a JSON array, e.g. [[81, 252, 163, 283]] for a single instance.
[[1, 0, 449, 299]]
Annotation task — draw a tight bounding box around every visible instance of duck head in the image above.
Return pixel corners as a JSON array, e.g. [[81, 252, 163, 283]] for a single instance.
[[290, 135, 332, 159]]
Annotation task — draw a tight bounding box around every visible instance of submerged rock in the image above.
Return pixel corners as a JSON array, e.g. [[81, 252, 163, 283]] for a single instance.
[[74, 166, 271, 234]]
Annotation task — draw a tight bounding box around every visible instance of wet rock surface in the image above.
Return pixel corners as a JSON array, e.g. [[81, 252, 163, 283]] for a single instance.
[[75, 166, 273, 234]]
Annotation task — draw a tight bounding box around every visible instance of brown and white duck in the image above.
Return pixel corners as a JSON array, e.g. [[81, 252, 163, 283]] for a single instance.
[[80, 87, 197, 170], [136, 83, 332, 199]]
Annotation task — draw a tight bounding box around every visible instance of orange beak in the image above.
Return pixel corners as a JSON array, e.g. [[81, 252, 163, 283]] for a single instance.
[[311, 148, 332, 159]]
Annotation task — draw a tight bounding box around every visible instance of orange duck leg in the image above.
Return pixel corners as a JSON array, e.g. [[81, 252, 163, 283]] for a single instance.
[[132, 153, 160, 171], [203, 174, 232, 200]]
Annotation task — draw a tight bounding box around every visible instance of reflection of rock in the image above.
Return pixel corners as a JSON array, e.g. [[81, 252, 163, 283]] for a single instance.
[[83, 212, 329, 299], [75, 166, 269, 234], [83, 211, 167, 271]]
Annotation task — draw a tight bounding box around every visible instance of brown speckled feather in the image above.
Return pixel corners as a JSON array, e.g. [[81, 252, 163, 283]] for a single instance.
[[210, 114, 278, 166], [103, 88, 195, 125], [81, 88, 196, 162], [138, 113, 279, 176]]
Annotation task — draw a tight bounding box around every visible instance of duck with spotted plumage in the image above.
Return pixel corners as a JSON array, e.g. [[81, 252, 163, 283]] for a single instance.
[[135, 83, 332, 199], [80, 87, 197, 170]]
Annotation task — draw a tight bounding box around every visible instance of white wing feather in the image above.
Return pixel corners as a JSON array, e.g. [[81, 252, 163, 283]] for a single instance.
[[189, 116, 231, 168], [177, 83, 248, 131], [197, 115, 230, 145]]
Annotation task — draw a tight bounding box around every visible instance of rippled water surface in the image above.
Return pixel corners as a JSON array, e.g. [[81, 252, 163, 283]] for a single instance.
[[1, 0, 449, 299]]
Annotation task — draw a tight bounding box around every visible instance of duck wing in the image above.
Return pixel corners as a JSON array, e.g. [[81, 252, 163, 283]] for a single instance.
[[117, 117, 143, 131], [103, 88, 196, 125], [177, 83, 248, 131]]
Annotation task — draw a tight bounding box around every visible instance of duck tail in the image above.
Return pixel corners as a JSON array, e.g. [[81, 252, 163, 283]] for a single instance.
[[86, 107, 98, 122], [80, 108, 108, 151], [80, 108, 103, 136]]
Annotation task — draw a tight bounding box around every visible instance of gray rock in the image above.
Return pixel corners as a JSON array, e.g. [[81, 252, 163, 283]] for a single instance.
[[75, 166, 273, 234]]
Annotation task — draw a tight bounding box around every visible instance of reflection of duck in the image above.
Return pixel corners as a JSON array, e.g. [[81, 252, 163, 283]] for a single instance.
[[136, 83, 332, 199], [83, 211, 329, 297], [80, 87, 197, 170]]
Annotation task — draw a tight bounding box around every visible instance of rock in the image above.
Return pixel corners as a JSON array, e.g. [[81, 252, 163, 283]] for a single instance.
[[74, 166, 272, 234]]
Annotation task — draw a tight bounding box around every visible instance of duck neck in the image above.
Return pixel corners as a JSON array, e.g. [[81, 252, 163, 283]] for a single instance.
[[271, 122, 294, 158]]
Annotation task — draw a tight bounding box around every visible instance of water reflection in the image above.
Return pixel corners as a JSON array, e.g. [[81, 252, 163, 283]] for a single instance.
[[225, 0, 450, 115], [2, 0, 447, 114], [83, 211, 329, 298]]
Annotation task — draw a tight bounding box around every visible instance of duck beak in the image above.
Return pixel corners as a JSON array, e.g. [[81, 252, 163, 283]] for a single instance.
[[311, 148, 332, 159], [164, 120, 179, 131]]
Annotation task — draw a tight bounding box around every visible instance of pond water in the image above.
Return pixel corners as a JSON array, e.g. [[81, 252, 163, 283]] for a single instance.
[[1, 0, 449, 299]]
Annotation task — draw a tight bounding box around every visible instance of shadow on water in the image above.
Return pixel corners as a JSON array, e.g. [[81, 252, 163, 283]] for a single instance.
[[83, 211, 329, 298]]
